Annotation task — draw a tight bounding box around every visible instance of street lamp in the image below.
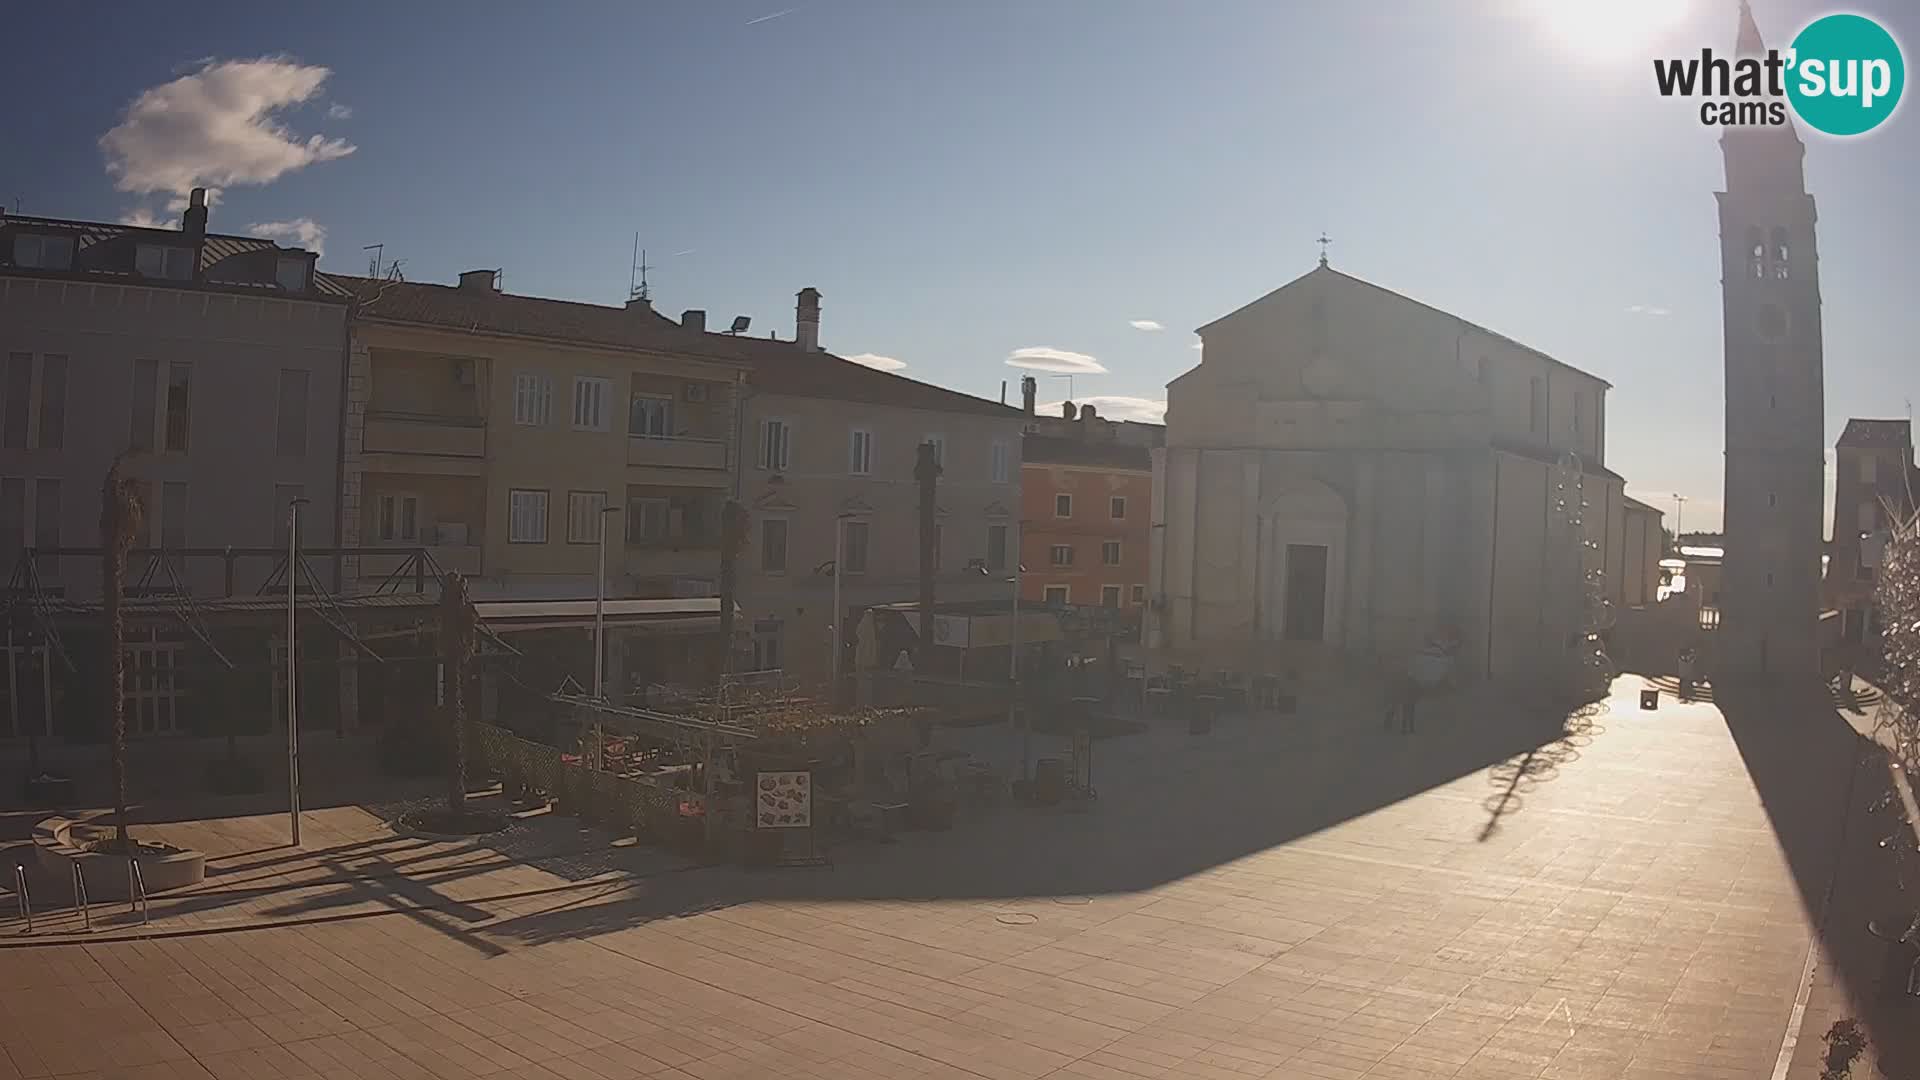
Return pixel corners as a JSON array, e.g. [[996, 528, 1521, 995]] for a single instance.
[[593, 504, 623, 700], [286, 496, 310, 847], [1672, 493, 1687, 541]]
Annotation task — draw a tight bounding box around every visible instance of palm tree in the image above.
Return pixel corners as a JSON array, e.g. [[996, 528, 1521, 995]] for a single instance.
[[439, 571, 476, 816], [100, 458, 143, 846]]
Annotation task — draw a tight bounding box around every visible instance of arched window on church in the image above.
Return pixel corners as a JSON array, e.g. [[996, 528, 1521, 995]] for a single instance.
[[1770, 227, 1791, 279], [1747, 226, 1766, 279]]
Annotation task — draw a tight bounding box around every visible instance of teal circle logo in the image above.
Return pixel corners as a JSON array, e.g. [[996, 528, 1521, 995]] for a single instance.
[[1786, 13, 1904, 136]]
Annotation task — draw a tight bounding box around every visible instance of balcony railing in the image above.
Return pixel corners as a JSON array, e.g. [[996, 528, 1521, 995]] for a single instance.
[[364, 411, 486, 458], [356, 543, 482, 578], [626, 434, 727, 470]]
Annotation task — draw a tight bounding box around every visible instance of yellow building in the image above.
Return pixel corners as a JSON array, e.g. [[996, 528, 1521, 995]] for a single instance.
[[340, 270, 748, 599]]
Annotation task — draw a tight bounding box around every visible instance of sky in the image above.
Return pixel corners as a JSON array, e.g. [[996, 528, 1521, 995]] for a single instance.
[[5, 0, 1918, 534]]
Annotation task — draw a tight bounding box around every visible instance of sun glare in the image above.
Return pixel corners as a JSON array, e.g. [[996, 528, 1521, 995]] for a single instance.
[[1537, 0, 1690, 59]]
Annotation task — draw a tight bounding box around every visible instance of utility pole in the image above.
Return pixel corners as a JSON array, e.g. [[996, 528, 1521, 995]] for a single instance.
[[1673, 493, 1688, 541], [915, 442, 940, 669]]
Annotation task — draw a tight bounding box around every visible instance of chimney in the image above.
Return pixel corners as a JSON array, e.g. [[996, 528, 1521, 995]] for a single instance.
[[681, 309, 706, 332], [458, 269, 498, 292], [1078, 403, 1098, 438], [1061, 401, 1077, 420], [1021, 375, 1037, 416], [182, 187, 208, 244], [795, 287, 821, 351], [625, 295, 652, 314]]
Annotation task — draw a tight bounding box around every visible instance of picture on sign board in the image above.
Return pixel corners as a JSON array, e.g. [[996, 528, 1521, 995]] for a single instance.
[[756, 770, 811, 829]]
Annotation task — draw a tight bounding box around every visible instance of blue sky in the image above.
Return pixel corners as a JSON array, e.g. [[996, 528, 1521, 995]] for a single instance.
[[6, 0, 1918, 532]]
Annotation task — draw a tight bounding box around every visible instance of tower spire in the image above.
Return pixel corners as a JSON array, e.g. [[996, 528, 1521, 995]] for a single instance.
[[1735, 0, 1765, 56]]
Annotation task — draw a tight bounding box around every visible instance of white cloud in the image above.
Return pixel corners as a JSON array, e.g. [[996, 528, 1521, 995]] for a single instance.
[[119, 208, 177, 229], [327, 103, 353, 120], [1041, 396, 1167, 424], [249, 218, 327, 255], [1625, 304, 1671, 316], [100, 57, 356, 197], [844, 352, 907, 372], [1129, 319, 1164, 331], [1005, 346, 1107, 374]]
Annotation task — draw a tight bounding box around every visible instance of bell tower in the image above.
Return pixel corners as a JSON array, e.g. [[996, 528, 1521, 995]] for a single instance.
[[1717, 1, 1825, 679]]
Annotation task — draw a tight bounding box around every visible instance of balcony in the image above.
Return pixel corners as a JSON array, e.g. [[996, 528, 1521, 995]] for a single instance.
[[364, 411, 486, 459], [626, 434, 727, 471]]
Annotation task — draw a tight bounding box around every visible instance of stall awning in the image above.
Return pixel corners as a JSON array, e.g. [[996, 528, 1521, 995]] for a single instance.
[[475, 597, 738, 634]]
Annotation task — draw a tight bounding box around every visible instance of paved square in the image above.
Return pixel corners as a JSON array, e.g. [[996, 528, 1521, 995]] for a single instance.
[[2, 680, 1841, 1079]]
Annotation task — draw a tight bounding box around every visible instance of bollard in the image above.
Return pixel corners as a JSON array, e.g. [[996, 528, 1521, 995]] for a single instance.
[[13, 864, 31, 933], [71, 863, 90, 932], [127, 858, 149, 926]]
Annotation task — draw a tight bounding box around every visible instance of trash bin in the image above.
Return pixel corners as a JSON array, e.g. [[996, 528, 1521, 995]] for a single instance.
[[1639, 689, 1660, 710]]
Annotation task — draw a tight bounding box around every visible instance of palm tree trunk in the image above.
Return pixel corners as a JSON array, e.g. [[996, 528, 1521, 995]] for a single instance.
[[440, 571, 474, 816], [100, 460, 142, 846]]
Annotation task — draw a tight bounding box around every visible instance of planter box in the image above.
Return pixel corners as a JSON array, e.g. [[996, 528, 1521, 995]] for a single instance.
[[32, 816, 205, 900]]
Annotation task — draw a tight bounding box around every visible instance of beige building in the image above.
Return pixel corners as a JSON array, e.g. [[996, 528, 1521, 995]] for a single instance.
[[1151, 261, 1630, 684], [1619, 496, 1666, 608], [695, 290, 1026, 685], [339, 271, 748, 600]]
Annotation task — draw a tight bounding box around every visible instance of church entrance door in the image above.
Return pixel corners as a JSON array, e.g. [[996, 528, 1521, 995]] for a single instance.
[[1283, 544, 1329, 641]]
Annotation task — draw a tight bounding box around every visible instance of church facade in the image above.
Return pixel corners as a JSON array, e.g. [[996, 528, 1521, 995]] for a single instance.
[[1148, 263, 1627, 684], [1715, 3, 1827, 679]]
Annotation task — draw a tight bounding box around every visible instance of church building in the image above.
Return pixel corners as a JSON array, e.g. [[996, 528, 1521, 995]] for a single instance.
[[1148, 259, 1629, 684]]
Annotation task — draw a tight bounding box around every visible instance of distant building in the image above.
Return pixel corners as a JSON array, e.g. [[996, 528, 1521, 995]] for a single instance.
[[1017, 383, 1162, 614], [1827, 418, 1917, 649], [1151, 260, 1630, 684], [1619, 496, 1665, 607]]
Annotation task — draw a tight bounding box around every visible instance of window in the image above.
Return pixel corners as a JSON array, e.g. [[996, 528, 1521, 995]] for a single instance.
[[164, 362, 191, 451], [272, 484, 305, 548], [760, 518, 788, 573], [135, 244, 193, 280], [1055, 493, 1072, 518], [848, 429, 873, 475], [11, 233, 74, 270], [844, 520, 870, 574], [987, 524, 1007, 571], [129, 359, 158, 451], [2, 353, 29, 448], [752, 621, 783, 672], [1858, 501, 1878, 533], [1043, 585, 1070, 605], [1110, 496, 1126, 520], [991, 441, 1010, 484], [924, 434, 946, 468], [1102, 541, 1122, 565], [626, 496, 669, 544], [572, 376, 611, 431], [1747, 226, 1766, 279], [276, 369, 310, 457], [512, 373, 552, 426], [1050, 544, 1074, 566], [1767, 492, 1776, 508], [275, 257, 308, 292], [1860, 456, 1877, 483], [37, 354, 64, 450], [32, 479, 58, 554], [1771, 226, 1791, 279], [1529, 376, 1545, 435], [629, 394, 673, 438], [1131, 584, 1146, 605], [378, 493, 420, 542], [566, 491, 609, 543], [759, 419, 791, 471], [508, 490, 549, 543], [161, 482, 188, 549], [1101, 585, 1123, 608], [0, 479, 21, 555]]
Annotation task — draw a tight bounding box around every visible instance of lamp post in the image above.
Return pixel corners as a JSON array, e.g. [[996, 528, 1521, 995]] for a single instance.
[[1672, 493, 1687, 543], [1009, 520, 1025, 781], [592, 504, 622, 700], [830, 513, 853, 698], [286, 496, 310, 847]]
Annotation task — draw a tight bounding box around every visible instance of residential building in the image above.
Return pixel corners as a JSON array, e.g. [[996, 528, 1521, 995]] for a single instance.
[[1151, 258, 1627, 684], [1717, 4, 1827, 679], [1018, 383, 1162, 614], [1619, 496, 1666, 608], [693, 289, 1025, 684], [335, 270, 751, 705], [1827, 418, 1917, 649], [0, 190, 345, 739]]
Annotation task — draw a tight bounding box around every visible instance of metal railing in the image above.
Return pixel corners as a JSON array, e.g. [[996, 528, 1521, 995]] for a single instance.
[[71, 864, 90, 932], [128, 859, 149, 926], [13, 864, 30, 933]]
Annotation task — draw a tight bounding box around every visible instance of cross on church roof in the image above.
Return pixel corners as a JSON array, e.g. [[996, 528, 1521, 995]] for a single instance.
[[1317, 231, 1332, 267]]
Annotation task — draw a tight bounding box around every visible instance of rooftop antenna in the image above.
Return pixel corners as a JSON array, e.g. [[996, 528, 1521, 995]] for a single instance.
[[629, 236, 652, 303], [363, 243, 384, 278]]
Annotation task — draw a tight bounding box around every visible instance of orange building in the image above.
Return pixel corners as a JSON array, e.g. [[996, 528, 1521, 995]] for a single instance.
[[1019, 399, 1161, 611]]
